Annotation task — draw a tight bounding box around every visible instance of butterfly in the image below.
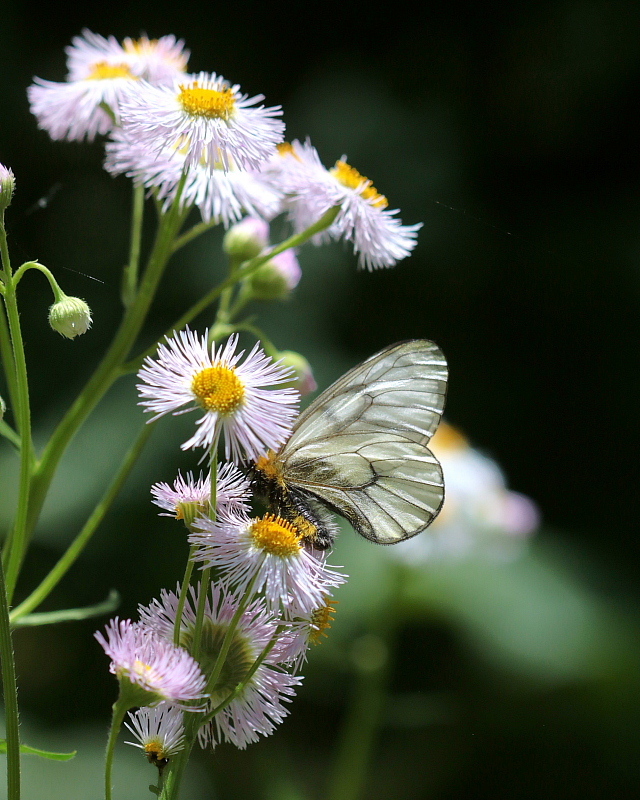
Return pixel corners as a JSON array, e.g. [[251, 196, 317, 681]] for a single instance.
[[251, 340, 448, 549]]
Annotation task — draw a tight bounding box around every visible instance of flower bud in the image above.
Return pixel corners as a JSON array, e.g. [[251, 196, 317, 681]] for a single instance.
[[48, 295, 92, 339], [277, 350, 317, 396], [0, 163, 15, 211], [247, 249, 301, 301], [223, 217, 270, 260]]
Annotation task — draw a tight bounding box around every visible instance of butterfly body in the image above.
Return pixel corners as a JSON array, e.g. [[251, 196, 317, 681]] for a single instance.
[[252, 340, 448, 549]]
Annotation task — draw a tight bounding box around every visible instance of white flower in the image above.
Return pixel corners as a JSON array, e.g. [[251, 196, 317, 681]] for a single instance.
[[189, 509, 346, 617], [105, 129, 283, 226], [94, 618, 207, 708], [137, 330, 299, 461], [390, 421, 539, 564], [119, 71, 285, 172], [66, 29, 188, 84], [27, 30, 188, 142], [262, 140, 421, 270], [151, 463, 252, 523], [139, 585, 302, 750], [124, 704, 185, 769]]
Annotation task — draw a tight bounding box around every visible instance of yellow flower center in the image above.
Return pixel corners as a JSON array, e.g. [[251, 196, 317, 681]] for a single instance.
[[331, 160, 388, 208], [277, 142, 300, 160], [430, 421, 468, 453], [178, 82, 236, 119], [250, 514, 303, 557], [309, 599, 337, 644], [131, 659, 158, 683], [191, 365, 245, 415], [87, 61, 136, 81]]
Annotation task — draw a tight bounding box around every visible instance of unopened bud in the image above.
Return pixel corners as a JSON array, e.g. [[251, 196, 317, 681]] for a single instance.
[[223, 217, 270, 259], [0, 163, 15, 211], [277, 350, 317, 396], [248, 249, 301, 301], [48, 295, 92, 339]]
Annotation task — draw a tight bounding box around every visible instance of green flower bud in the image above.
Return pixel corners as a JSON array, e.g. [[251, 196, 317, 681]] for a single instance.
[[48, 295, 92, 339], [223, 217, 269, 259], [0, 163, 15, 212], [247, 249, 301, 301], [277, 350, 317, 396]]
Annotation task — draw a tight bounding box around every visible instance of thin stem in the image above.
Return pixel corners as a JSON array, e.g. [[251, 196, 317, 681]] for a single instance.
[[123, 204, 342, 373], [204, 570, 260, 696], [0, 224, 35, 598], [0, 418, 20, 449], [9, 422, 155, 623], [9, 189, 188, 601], [0, 297, 18, 414], [173, 546, 198, 647], [200, 623, 284, 727], [121, 183, 145, 308], [104, 698, 128, 800], [171, 219, 219, 253], [0, 556, 20, 800]]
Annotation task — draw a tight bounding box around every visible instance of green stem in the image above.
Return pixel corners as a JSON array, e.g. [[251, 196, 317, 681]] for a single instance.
[[11, 261, 63, 298], [171, 219, 219, 253], [200, 624, 284, 727], [123, 204, 342, 373], [0, 224, 35, 598], [0, 296, 18, 415], [173, 546, 198, 647], [104, 698, 128, 800], [0, 418, 20, 449], [121, 183, 145, 308], [9, 422, 155, 623], [0, 555, 20, 800], [5, 187, 188, 601]]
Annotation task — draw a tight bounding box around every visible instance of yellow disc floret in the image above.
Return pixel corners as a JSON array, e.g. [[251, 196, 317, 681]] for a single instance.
[[178, 82, 236, 119], [191, 365, 245, 415], [87, 61, 136, 81], [250, 513, 303, 557], [331, 160, 388, 208], [309, 599, 337, 645]]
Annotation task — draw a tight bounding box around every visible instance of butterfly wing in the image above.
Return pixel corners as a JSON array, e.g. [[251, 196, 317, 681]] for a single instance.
[[280, 340, 448, 544]]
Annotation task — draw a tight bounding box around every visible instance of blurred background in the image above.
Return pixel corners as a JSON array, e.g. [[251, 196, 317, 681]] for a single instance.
[[1, 0, 640, 797]]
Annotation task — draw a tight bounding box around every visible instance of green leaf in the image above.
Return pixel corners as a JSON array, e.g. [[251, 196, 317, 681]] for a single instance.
[[0, 740, 76, 760]]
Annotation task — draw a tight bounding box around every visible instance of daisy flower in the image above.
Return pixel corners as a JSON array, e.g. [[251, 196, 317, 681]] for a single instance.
[[27, 30, 188, 142], [124, 704, 185, 770], [66, 29, 189, 85], [190, 509, 346, 617], [388, 421, 539, 564], [137, 330, 299, 461], [263, 140, 422, 270], [105, 128, 283, 226], [151, 462, 252, 525], [119, 71, 285, 172], [272, 598, 338, 671], [95, 618, 207, 708], [139, 585, 302, 749]]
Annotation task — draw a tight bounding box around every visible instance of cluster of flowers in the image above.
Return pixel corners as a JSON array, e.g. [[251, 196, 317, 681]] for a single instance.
[[28, 30, 421, 270], [95, 329, 344, 762]]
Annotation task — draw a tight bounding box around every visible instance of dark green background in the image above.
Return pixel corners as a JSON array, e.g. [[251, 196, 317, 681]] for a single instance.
[[1, 1, 639, 798]]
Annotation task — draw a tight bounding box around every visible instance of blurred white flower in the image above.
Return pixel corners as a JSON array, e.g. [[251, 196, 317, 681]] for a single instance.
[[391, 421, 539, 564]]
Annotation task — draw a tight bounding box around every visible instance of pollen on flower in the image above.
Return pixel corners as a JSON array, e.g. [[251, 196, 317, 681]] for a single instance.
[[132, 659, 158, 682], [309, 600, 338, 644], [331, 160, 388, 209], [191, 365, 245, 415], [178, 82, 236, 119], [87, 61, 136, 81], [250, 514, 303, 557], [277, 142, 300, 160]]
